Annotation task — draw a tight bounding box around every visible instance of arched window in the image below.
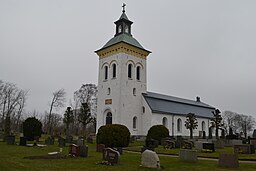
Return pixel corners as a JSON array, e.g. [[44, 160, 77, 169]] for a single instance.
[[202, 121, 205, 131], [142, 106, 145, 113], [177, 118, 182, 132], [104, 66, 108, 80], [133, 88, 136, 96], [163, 117, 168, 127], [136, 66, 141, 80], [128, 64, 132, 78], [133, 116, 137, 129], [112, 63, 116, 78], [106, 112, 112, 125]]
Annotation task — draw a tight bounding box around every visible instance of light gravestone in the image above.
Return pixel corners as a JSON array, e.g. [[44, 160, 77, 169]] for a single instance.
[[141, 150, 160, 169], [179, 149, 197, 162], [103, 148, 120, 165]]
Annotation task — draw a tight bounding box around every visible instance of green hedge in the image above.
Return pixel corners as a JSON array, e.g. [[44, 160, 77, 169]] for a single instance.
[[96, 124, 130, 147], [146, 125, 169, 143]]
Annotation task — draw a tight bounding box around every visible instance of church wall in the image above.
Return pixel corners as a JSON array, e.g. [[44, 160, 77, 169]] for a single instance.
[[141, 97, 153, 135]]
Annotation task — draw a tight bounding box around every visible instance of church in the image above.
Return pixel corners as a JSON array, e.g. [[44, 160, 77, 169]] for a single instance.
[[95, 6, 215, 138]]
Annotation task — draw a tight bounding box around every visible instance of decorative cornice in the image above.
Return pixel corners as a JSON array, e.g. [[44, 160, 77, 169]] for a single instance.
[[96, 42, 150, 59]]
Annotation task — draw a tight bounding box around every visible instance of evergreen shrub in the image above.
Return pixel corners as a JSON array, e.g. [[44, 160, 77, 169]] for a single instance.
[[96, 124, 130, 147], [23, 117, 42, 141], [146, 125, 169, 144]]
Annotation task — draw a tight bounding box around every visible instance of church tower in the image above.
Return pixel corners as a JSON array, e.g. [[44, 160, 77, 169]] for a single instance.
[[95, 5, 151, 135]]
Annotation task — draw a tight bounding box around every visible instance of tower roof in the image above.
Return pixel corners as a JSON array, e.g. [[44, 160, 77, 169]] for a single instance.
[[95, 5, 150, 54]]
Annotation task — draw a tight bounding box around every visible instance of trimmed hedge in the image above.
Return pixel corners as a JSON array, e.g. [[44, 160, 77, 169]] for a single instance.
[[96, 124, 130, 147], [23, 117, 42, 141], [146, 125, 169, 144]]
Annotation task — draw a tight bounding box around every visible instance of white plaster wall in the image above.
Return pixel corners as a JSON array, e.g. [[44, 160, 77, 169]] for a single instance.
[[96, 52, 147, 135]]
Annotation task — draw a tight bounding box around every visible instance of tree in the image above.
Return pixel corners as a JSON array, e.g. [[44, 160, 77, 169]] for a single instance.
[[238, 114, 255, 138], [184, 113, 198, 139], [63, 107, 74, 136], [23, 117, 42, 141], [47, 88, 66, 135], [222, 111, 240, 135], [0, 81, 28, 138], [146, 125, 169, 144], [78, 102, 94, 137], [211, 109, 222, 139]]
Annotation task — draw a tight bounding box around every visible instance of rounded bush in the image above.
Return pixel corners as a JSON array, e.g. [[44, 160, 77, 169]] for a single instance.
[[23, 117, 42, 141], [96, 124, 130, 147], [146, 125, 169, 143]]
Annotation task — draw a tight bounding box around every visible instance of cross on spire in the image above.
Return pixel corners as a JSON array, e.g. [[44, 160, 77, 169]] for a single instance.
[[122, 3, 126, 13]]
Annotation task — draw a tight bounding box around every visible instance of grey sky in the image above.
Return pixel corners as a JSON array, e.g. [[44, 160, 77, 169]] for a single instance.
[[1, 0, 256, 118]]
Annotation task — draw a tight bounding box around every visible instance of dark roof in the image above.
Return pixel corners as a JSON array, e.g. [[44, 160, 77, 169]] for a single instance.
[[143, 92, 215, 118]]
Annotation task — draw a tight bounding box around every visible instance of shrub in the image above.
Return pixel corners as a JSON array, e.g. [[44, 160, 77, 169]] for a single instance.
[[23, 117, 42, 141], [146, 125, 169, 144], [96, 124, 130, 147]]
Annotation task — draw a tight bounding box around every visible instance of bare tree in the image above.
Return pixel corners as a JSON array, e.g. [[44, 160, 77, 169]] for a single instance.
[[238, 114, 255, 138], [47, 89, 66, 135], [222, 111, 240, 134]]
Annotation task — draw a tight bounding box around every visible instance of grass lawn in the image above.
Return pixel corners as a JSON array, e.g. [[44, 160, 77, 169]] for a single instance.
[[0, 140, 256, 171]]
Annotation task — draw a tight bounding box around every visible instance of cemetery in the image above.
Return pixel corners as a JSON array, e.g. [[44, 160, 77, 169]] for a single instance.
[[1, 127, 256, 171]]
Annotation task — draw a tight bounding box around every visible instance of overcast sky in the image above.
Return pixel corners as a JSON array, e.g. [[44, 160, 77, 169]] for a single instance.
[[1, 0, 256, 119]]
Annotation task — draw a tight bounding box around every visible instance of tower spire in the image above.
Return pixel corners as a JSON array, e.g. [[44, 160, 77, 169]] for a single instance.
[[122, 3, 126, 13]]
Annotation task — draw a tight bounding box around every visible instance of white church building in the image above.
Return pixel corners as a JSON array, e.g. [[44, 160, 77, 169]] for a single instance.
[[95, 7, 215, 137]]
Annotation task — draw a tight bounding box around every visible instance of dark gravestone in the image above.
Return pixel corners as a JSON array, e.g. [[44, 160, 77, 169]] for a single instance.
[[234, 144, 255, 154], [58, 138, 66, 147], [87, 136, 93, 144], [179, 149, 197, 162], [203, 143, 215, 152], [96, 144, 105, 152], [219, 153, 239, 168], [164, 140, 175, 149], [69, 144, 80, 156], [45, 137, 54, 145], [103, 148, 120, 165], [6, 136, 15, 145], [253, 129, 256, 138], [19, 137, 27, 146], [250, 139, 256, 148], [80, 145, 88, 157]]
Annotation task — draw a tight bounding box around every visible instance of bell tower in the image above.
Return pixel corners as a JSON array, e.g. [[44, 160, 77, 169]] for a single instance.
[[95, 4, 151, 135]]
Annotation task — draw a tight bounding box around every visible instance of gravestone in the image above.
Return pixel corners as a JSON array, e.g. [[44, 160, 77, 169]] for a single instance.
[[212, 140, 224, 149], [45, 137, 54, 145], [234, 144, 255, 154], [253, 129, 256, 138], [103, 148, 120, 165], [87, 136, 93, 144], [96, 144, 105, 152], [19, 137, 27, 146], [195, 141, 204, 150], [113, 147, 123, 155], [6, 136, 15, 145], [175, 136, 185, 148], [179, 149, 197, 162], [164, 140, 175, 149], [203, 143, 215, 152], [77, 138, 84, 146], [181, 141, 193, 149], [250, 139, 256, 148], [80, 145, 88, 157], [199, 131, 203, 138], [69, 144, 80, 156], [58, 138, 66, 147], [141, 149, 160, 169], [219, 153, 239, 168]]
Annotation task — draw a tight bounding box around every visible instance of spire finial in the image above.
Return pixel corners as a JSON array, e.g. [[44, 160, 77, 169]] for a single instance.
[[122, 3, 126, 13]]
